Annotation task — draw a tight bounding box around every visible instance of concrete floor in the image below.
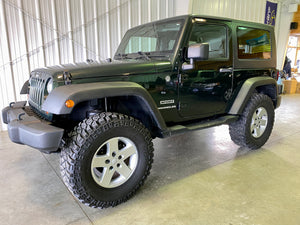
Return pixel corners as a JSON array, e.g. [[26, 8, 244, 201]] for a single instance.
[[1, 94, 300, 225]]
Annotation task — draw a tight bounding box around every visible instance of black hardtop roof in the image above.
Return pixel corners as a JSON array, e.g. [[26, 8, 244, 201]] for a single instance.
[[190, 14, 274, 30], [130, 14, 274, 32]]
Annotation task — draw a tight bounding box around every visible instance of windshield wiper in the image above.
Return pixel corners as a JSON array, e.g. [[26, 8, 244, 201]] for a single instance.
[[137, 51, 151, 61], [115, 53, 131, 60]]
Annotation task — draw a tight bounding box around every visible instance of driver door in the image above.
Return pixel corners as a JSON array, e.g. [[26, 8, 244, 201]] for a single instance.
[[178, 21, 233, 119]]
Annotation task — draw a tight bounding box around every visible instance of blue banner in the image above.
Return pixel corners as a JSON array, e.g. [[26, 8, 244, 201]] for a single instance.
[[265, 1, 277, 26]]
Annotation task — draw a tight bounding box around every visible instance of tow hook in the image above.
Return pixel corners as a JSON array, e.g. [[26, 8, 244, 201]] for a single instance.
[[18, 113, 25, 121], [9, 102, 15, 108]]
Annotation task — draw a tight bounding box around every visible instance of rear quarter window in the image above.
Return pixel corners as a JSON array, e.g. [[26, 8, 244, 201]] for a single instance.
[[237, 27, 271, 60]]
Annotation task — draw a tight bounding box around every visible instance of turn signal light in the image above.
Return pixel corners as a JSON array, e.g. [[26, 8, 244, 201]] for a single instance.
[[65, 99, 75, 108]]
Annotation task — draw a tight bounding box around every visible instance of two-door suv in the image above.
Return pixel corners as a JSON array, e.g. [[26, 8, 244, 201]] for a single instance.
[[2, 15, 281, 208]]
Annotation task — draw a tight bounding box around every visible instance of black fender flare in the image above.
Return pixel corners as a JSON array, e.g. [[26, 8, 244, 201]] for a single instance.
[[20, 80, 29, 94], [228, 77, 280, 115], [42, 81, 167, 131]]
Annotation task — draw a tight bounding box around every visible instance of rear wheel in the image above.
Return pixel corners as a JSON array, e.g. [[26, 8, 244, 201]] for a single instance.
[[229, 93, 274, 149], [60, 112, 154, 208]]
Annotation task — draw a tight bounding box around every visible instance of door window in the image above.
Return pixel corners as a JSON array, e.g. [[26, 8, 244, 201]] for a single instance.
[[189, 24, 228, 59]]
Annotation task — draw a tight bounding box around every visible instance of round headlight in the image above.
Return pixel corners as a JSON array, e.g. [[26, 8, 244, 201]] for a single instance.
[[46, 78, 53, 94]]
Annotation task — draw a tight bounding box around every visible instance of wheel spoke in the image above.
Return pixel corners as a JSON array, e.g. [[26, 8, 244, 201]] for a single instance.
[[116, 161, 132, 178], [107, 138, 119, 154], [254, 127, 261, 137], [100, 168, 114, 187], [260, 119, 267, 126], [91, 155, 110, 168], [120, 144, 137, 159], [257, 108, 267, 118]]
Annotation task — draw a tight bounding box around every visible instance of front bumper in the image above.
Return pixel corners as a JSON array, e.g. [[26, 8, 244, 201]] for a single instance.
[[2, 101, 64, 153]]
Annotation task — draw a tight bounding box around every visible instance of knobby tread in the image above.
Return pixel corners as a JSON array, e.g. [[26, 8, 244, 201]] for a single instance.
[[229, 93, 274, 150], [60, 112, 154, 208]]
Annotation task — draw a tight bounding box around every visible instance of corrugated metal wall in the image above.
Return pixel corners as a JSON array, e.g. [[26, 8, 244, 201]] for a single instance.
[[191, 0, 268, 22], [0, 0, 175, 131]]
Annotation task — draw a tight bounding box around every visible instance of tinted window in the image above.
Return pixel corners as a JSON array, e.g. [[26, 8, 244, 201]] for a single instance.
[[237, 27, 271, 59], [189, 24, 227, 59]]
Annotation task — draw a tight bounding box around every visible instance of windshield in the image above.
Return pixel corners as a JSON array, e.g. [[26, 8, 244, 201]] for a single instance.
[[114, 19, 184, 60]]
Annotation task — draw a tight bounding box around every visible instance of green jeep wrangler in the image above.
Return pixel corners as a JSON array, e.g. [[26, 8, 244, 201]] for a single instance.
[[2, 15, 281, 208]]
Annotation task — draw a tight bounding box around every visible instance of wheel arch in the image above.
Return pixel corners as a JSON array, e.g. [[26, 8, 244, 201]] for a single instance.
[[42, 82, 167, 137], [20, 80, 29, 94], [229, 77, 280, 115]]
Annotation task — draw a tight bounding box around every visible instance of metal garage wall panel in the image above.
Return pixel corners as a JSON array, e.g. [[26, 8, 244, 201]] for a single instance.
[[150, 0, 158, 21], [130, 0, 140, 27], [191, 0, 267, 23], [70, 0, 85, 62], [120, 0, 129, 38], [0, 0, 17, 130], [85, 0, 97, 60], [159, 0, 167, 19], [4, 0, 29, 102], [140, 0, 149, 24], [23, 0, 37, 70], [55, 0, 71, 65], [40, 1, 58, 66]]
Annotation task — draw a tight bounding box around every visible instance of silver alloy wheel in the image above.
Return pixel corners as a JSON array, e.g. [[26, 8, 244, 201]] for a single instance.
[[91, 137, 138, 188], [250, 106, 268, 138]]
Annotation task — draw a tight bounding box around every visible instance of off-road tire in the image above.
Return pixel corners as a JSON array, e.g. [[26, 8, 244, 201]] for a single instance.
[[60, 112, 154, 208], [229, 93, 274, 149]]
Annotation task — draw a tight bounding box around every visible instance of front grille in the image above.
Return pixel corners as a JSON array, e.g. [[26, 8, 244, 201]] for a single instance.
[[28, 71, 51, 109]]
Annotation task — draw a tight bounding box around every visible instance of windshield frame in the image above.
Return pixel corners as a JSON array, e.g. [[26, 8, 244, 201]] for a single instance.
[[114, 17, 187, 61]]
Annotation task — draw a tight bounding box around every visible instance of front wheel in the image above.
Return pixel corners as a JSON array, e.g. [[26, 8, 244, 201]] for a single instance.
[[229, 93, 275, 149], [60, 112, 154, 208]]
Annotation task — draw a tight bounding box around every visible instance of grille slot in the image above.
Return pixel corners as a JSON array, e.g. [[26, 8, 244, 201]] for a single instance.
[[28, 72, 50, 109]]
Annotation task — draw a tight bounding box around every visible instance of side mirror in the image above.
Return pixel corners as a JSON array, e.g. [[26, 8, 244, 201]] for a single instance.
[[182, 43, 209, 70]]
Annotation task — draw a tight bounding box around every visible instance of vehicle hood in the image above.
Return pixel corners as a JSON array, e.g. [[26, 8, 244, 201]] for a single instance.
[[32, 60, 171, 84]]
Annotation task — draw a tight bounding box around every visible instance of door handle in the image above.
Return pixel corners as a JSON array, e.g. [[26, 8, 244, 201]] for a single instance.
[[219, 67, 233, 73]]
